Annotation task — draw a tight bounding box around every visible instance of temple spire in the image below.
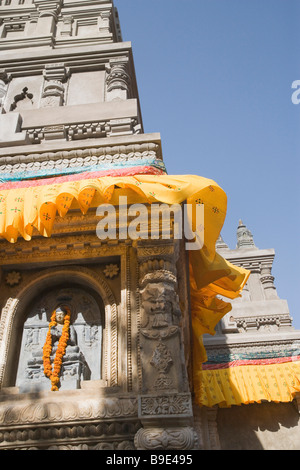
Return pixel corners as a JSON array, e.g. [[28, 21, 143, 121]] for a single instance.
[[236, 219, 256, 249], [216, 234, 229, 250]]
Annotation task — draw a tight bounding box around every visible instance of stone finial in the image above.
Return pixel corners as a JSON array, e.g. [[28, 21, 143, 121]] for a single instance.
[[216, 234, 229, 250], [236, 219, 256, 249]]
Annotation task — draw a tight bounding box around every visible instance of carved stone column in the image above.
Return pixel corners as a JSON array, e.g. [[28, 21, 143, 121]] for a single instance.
[[260, 261, 278, 300], [106, 57, 131, 101], [40, 63, 69, 108], [98, 10, 111, 35], [134, 240, 197, 450], [0, 69, 11, 114]]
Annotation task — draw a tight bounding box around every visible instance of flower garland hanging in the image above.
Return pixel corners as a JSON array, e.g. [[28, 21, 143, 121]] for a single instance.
[[42, 307, 71, 391]]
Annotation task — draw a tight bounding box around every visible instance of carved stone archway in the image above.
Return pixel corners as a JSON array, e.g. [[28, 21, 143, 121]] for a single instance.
[[0, 266, 118, 389]]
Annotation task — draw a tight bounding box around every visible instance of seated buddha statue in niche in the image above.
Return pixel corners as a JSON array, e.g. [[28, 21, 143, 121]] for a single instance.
[[47, 305, 79, 355], [23, 305, 90, 391]]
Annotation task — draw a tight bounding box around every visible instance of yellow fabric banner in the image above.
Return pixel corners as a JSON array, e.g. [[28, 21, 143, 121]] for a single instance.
[[195, 361, 300, 408], [0, 173, 252, 403]]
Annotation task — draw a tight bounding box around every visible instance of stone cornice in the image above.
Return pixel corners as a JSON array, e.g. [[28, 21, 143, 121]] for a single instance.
[[203, 331, 300, 348], [0, 143, 161, 175], [0, 232, 127, 266], [0, 41, 133, 74], [0, 132, 162, 159], [217, 247, 275, 271]]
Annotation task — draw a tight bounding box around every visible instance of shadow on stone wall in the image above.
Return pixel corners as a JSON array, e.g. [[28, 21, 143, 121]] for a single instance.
[[217, 401, 300, 450]]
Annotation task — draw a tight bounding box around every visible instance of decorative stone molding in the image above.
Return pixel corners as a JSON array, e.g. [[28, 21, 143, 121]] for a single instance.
[[60, 15, 73, 37], [0, 141, 161, 166], [5, 271, 21, 287], [233, 314, 292, 333], [139, 393, 193, 420], [0, 142, 161, 180], [0, 396, 138, 427], [205, 407, 221, 450], [0, 233, 127, 265], [34, 0, 62, 15], [47, 440, 136, 451], [98, 10, 111, 35], [134, 426, 197, 450], [103, 264, 119, 279], [0, 392, 140, 450]]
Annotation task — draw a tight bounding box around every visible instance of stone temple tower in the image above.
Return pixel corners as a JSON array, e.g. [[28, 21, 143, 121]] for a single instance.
[[0, 0, 199, 450]]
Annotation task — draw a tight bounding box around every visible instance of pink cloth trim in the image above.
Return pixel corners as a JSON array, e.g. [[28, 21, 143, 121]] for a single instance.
[[202, 356, 300, 370], [0, 166, 165, 190]]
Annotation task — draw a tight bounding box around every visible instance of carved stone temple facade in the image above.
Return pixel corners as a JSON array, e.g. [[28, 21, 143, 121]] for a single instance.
[[0, 0, 299, 451], [0, 0, 196, 451]]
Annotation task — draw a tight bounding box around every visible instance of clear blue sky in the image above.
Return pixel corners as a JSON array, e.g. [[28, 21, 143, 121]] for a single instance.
[[115, 0, 300, 328]]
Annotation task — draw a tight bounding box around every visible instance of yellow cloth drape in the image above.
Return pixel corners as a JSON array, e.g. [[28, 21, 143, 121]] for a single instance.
[[195, 361, 300, 408], [0, 173, 249, 299], [0, 173, 251, 404]]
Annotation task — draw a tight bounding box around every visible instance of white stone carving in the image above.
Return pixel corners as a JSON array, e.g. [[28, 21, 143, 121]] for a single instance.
[[134, 426, 198, 450]]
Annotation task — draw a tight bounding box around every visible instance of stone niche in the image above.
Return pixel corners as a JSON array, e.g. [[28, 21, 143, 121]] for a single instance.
[[16, 286, 104, 393], [67, 70, 105, 106], [3, 76, 42, 112], [0, 261, 123, 392]]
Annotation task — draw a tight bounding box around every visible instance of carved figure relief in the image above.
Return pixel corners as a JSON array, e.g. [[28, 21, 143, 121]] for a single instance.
[[16, 287, 104, 392], [9, 87, 34, 111], [42, 305, 86, 391], [140, 282, 181, 339], [140, 280, 182, 390]]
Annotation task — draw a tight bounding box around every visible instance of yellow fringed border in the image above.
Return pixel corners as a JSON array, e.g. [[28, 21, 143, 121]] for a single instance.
[[194, 361, 300, 408]]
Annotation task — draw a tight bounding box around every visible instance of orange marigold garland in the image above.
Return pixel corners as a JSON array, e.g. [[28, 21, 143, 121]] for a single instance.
[[43, 307, 71, 391]]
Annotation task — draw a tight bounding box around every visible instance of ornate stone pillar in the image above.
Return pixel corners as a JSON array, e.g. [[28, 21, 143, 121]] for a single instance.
[[40, 63, 69, 108], [106, 57, 131, 101], [134, 240, 197, 450], [0, 70, 10, 114], [98, 10, 111, 35], [60, 15, 73, 37], [260, 261, 278, 300]]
